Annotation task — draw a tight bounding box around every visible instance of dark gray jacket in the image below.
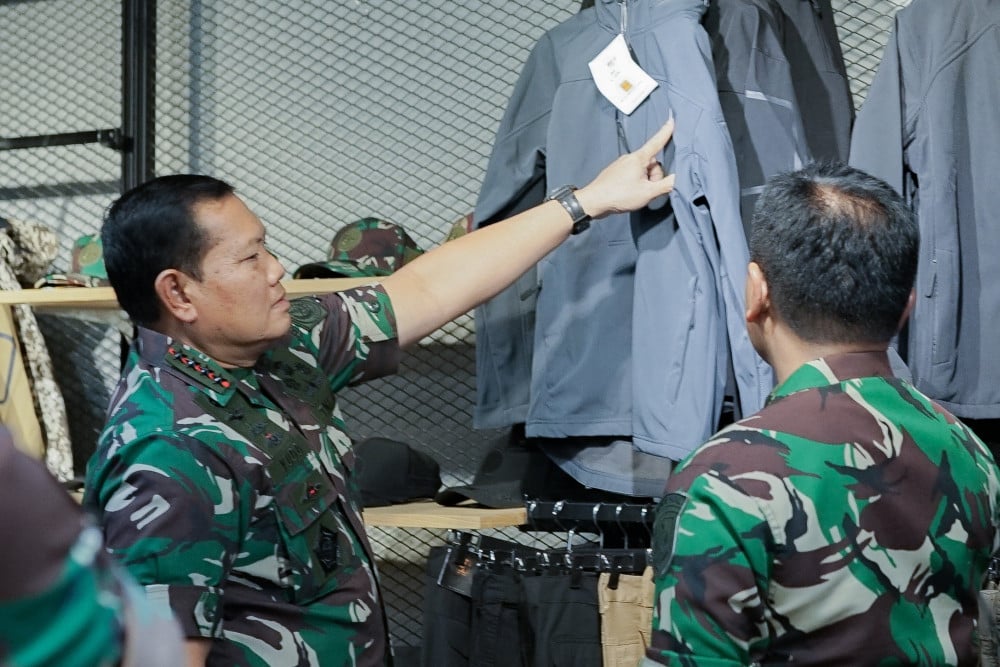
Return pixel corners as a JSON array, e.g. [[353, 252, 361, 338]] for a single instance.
[[772, 0, 854, 162], [850, 0, 1000, 418], [474, 0, 772, 471], [705, 0, 853, 229]]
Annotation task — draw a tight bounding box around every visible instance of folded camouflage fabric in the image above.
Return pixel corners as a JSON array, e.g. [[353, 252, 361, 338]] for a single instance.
[[0, 215, 59, 285]]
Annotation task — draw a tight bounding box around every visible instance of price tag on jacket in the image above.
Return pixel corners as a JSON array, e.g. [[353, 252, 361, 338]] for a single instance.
[[588, 34, 657, 115]]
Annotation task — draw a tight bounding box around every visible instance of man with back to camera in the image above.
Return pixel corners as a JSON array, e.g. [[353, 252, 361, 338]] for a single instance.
[[81, 121, 676, 666], [643, 162, 1000, 666]]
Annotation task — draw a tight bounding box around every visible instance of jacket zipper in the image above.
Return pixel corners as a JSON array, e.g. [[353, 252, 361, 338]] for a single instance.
[[616, 0, 634, 153]]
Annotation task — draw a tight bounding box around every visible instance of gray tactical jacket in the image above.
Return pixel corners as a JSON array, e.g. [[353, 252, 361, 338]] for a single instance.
[[850, 0, 1000, 419], [474, 0, 773, 479]]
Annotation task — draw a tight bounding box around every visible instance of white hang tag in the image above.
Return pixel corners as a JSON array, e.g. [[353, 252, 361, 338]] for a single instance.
[[588, 34, 658, 115]]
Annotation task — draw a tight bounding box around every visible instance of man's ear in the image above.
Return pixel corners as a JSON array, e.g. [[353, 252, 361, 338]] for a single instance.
[[897, 288, 916, 332], [153, 269, 198, 324], [745, 261, 769, 323]]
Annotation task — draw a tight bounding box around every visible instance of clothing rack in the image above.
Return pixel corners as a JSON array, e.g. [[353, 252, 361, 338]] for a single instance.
[[442, 529, 650, 578], [522, 499, 656, 548]]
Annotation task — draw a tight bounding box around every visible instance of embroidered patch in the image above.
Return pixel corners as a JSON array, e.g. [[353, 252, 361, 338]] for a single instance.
[[289, 297, 326, 329], [316, 526, 339, 574], [652, 492, 687, 577]]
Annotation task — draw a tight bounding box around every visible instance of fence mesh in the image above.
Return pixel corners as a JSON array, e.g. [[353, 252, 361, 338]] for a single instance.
[[1, 0, 907, 653]]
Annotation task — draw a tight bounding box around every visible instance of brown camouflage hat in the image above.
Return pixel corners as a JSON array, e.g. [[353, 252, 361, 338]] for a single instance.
[[294, 218, 425, 279]]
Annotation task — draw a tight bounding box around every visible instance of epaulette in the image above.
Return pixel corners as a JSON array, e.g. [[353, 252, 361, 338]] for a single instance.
[[164, 343, 236, 396]]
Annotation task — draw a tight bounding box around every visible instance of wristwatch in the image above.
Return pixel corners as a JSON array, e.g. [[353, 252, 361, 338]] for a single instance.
[[546, 185, 591, 235]]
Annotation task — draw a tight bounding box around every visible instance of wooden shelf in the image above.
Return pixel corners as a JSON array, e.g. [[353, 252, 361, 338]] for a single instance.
[[0, 277, 381, 453], [0, 277, 377, 309], [363, 501, 527, 529]]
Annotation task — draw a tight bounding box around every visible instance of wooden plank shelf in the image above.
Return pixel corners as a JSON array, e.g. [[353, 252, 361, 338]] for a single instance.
[[0, 277, 375, 308], [0, 277, 377, 459], [363, 501, 527, 529]]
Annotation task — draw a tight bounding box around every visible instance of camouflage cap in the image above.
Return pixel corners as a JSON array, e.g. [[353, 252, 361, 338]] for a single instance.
[[294, 218, 425, 279], [33, 233, 109, 288], [72, 234, 108, 281]]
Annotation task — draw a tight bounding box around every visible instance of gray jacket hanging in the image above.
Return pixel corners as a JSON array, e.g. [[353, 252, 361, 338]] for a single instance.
[[772, 0, 854, 162], [850, 0, 1000, 418], [474, 0, 772, 466]]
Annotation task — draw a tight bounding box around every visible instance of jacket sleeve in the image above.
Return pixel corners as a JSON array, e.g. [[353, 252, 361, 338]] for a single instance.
[[849, 19, 905, 195], [645, 461, 772, 666], [473, 31, 560, 227], [472, 30, 562, 427], [688, 117, 773, 417], [706, 0, 812, 228]]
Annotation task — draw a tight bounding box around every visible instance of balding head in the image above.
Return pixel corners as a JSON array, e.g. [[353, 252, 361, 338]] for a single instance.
[[748, 162, 918, 345]]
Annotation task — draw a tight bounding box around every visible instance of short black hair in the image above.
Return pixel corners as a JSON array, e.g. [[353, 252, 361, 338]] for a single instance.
[[749, 161, 918, 345], [101, 175, 235, 326]]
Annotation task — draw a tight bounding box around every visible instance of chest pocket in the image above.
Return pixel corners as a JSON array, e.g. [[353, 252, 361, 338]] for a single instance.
[[269, 462, 361, 604]]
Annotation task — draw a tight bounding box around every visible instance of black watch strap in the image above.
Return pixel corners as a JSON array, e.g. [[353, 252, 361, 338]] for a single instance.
[[547, 185, 592, 235]]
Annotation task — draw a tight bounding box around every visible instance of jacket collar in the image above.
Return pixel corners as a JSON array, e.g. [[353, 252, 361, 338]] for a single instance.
[[593, 0, 709, 35], [136, 326, 243, 406], [768, 350, 896, 404]]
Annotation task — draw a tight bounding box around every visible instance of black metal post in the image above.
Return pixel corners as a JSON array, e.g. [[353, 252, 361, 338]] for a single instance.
[[121, 0, 156, 192]]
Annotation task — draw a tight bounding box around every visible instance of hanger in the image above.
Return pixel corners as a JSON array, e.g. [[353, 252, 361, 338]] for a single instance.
[[551, 499, 579, 553], [640, 505, 653, 546], [592, 502, 605, 550], [614, 503, 629, 549]]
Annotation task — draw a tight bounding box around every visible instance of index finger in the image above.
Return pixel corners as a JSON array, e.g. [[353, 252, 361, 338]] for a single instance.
[[637, 116, 675, 160]]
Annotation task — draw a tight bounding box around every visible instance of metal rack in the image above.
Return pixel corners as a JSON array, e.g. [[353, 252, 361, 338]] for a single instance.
[[0, 0, 156, 193]]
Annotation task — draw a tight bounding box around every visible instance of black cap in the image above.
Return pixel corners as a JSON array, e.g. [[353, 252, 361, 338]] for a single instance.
[[435, 431, 586, 509], [354, 437, 442, 508]]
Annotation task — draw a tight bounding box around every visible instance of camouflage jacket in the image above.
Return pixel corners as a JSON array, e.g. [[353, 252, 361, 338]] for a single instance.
[[644, 351, 1000, 666], [0, 428, 182, 666], [84, 286, 399, 667]]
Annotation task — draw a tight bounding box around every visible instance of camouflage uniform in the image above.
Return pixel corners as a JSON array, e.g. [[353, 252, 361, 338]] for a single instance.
[[84, 285, 400, 667], [644, 351, 1000, 666], [0, 428, 182, 666]]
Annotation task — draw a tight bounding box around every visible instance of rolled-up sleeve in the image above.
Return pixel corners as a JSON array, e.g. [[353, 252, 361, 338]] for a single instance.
[[312, 285, 400, 389]]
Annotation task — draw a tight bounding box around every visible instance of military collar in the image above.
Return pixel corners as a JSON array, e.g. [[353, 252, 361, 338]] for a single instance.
[[136, 327, 243, 405], [768, 350, 895, 405]]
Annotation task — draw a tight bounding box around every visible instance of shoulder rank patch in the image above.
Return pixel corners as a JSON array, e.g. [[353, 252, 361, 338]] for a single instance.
[[289, 297, 327, 329], [653, 492, 687, 577]]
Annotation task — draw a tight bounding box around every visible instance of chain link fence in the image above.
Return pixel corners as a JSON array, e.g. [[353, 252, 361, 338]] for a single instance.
[[1, 0, 908, 654]]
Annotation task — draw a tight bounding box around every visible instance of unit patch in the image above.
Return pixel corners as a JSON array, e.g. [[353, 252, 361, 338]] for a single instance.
[[652, 492, 687, 577], [289, 297, 326, 329]]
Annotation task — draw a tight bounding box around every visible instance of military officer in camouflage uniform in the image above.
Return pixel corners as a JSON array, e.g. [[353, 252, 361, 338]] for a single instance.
[[83, 121, 676, 666], [645, 162, 1000, 666]]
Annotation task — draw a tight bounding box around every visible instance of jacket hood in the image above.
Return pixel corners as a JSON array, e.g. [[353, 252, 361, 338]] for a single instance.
[[593, 0, 709, 34]]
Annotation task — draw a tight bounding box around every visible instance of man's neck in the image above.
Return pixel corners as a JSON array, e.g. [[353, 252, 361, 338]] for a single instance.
[[151, 320, 266, 369], [767, 328, 887, 386]]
